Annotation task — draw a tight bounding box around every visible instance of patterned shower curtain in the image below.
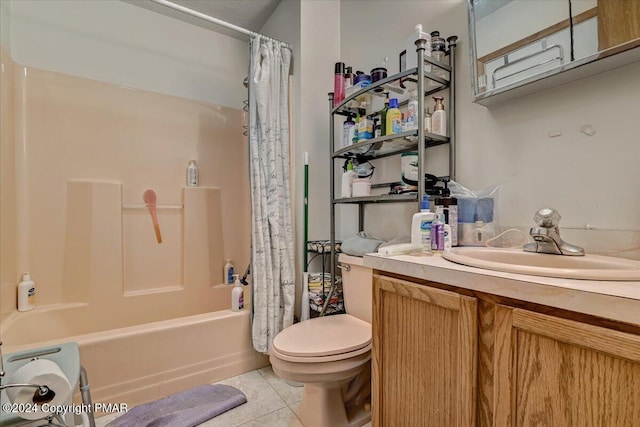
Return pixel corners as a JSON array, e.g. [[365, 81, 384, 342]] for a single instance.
[[248, 36, 294, 354]]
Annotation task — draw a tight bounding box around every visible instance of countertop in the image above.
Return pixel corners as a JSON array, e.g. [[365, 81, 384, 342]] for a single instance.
[[364, 252, 640, 327]]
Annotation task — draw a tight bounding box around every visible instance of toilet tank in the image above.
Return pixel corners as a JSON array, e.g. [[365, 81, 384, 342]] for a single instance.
[[338, 254, 373, 324]]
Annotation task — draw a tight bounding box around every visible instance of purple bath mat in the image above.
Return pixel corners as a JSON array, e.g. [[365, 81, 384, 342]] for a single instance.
[[105, 384, 247, 427]]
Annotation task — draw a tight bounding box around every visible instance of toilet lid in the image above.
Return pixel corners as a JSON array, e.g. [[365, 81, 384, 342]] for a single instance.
[[273, 314, 371, 358]]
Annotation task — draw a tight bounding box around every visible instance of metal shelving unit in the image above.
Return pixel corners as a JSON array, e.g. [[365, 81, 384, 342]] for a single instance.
[[321, 36, 458, 316]]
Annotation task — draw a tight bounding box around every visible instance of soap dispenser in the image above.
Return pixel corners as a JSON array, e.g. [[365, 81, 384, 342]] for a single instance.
[[434, 178, 458, 246]]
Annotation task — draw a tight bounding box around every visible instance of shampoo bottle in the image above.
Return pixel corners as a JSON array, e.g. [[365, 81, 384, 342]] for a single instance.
[[386, 98, 402, 135], [432, 97, 447, 136], [17, 272, 35, 312], [187, 160, 199, 187], [343, 115, 355, 148], [224, 258, 235, 285], [411, 195, 437, 249], [231, 274, 244, 311]]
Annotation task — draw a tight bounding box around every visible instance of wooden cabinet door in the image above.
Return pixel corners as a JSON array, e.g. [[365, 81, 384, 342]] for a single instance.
[[372, 274, 477, 427], [493, 306, 640, 426], [597, 0, 640, 51]]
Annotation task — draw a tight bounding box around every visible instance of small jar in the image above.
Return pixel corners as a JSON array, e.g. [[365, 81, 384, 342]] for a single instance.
[[370, 67, 388, 82], [351, 178, 371, 197]]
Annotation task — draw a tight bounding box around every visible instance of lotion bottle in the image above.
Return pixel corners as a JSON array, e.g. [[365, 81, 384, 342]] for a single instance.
[[411, 195, 437, 249], [432, 97, 447, 136], [231, 274, 244, 311], [224, 258, 234, 285], [17, 272, 36, 312]]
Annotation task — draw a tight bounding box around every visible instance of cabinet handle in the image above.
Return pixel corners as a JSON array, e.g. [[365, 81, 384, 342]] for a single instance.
[[337, 263, 351, 272]]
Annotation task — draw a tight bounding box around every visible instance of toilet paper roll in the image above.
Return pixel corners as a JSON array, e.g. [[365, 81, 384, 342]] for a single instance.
[[6, 359, 72, 420]]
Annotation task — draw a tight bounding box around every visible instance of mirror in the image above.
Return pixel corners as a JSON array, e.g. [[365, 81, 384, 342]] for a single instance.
[[469, 0, 640, 104]]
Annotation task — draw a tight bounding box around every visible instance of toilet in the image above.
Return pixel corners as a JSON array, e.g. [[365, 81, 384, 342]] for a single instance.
[[270, 254, 372, 427]]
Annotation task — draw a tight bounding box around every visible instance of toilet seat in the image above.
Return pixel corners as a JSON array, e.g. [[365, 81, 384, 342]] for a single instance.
[[272, 314, 371, 363]]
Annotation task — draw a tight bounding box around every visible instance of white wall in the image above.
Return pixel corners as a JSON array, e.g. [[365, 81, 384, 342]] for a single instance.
[[7, 0, 249, 108], [340, 0, 640, 259]]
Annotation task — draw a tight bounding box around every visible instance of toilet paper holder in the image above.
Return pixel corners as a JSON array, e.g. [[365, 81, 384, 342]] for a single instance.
[[0, 341, 96, 427]]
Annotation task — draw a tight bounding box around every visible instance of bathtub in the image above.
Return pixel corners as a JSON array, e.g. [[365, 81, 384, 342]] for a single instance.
[[1, 307, 269, 414]]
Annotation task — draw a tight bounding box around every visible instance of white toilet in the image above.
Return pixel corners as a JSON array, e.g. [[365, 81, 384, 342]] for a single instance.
[[270, 254, 372, 427]]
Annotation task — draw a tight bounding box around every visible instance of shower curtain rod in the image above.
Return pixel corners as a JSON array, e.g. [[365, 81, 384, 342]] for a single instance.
[[151, 0, 292, 49]]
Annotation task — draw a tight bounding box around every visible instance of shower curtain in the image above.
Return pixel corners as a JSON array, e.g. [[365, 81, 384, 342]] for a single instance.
[[248, 35, 294, 354]]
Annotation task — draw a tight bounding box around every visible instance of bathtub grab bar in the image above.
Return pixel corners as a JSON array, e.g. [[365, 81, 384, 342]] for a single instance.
[[122, 203, 183, 210], [79, 366, 96, 427]]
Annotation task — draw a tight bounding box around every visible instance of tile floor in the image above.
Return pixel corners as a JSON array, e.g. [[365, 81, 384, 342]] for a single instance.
[[95, 366, 372, 427]]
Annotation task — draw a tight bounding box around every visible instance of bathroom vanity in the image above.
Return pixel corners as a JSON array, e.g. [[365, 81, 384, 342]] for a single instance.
[[364, 253, 640, 426]]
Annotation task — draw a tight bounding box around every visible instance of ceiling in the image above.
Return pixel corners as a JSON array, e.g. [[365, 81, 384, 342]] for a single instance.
[[127, 0, 283, 41]]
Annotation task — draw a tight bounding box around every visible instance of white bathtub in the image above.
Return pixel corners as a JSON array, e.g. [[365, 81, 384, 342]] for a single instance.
[[1, 308, 269, 414]]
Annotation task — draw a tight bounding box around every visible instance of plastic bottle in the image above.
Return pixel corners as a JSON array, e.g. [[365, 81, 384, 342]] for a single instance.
[[431, 215, 445, 251], [410, 195, 437, 249], [344, 66, 354, 96], [224, 258, 234, 285], [434, 178, 458, 246], [443, 222, 453, 250], [432, 97, 447, 136], [334, 62, 345, 106], [357, 102, 373, 141], [386, 98, 402, 135], [186, 160, 198, 187], [348, 119, 358, 146], [406, 91, 419, 131], [231, 274, 244, 311], [17, 272, 35, 312], [431, 31, 448, 79], [343, 115, 355, 148], [424, 108, 433, 133], [341, 160, 357, 198], [405, 24, 432, 72], [380, 93, 389, 136]]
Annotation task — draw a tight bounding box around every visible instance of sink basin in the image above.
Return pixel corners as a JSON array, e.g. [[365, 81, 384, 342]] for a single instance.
[[442, 247, 640, 281]]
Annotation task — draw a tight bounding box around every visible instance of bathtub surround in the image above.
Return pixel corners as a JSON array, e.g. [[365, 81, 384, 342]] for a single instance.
[[0, 49, 269, 407], [249, 35, 295, 354]]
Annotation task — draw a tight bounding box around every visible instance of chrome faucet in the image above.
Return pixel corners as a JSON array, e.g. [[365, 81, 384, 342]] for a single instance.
[[523, 208, 585, 256]]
